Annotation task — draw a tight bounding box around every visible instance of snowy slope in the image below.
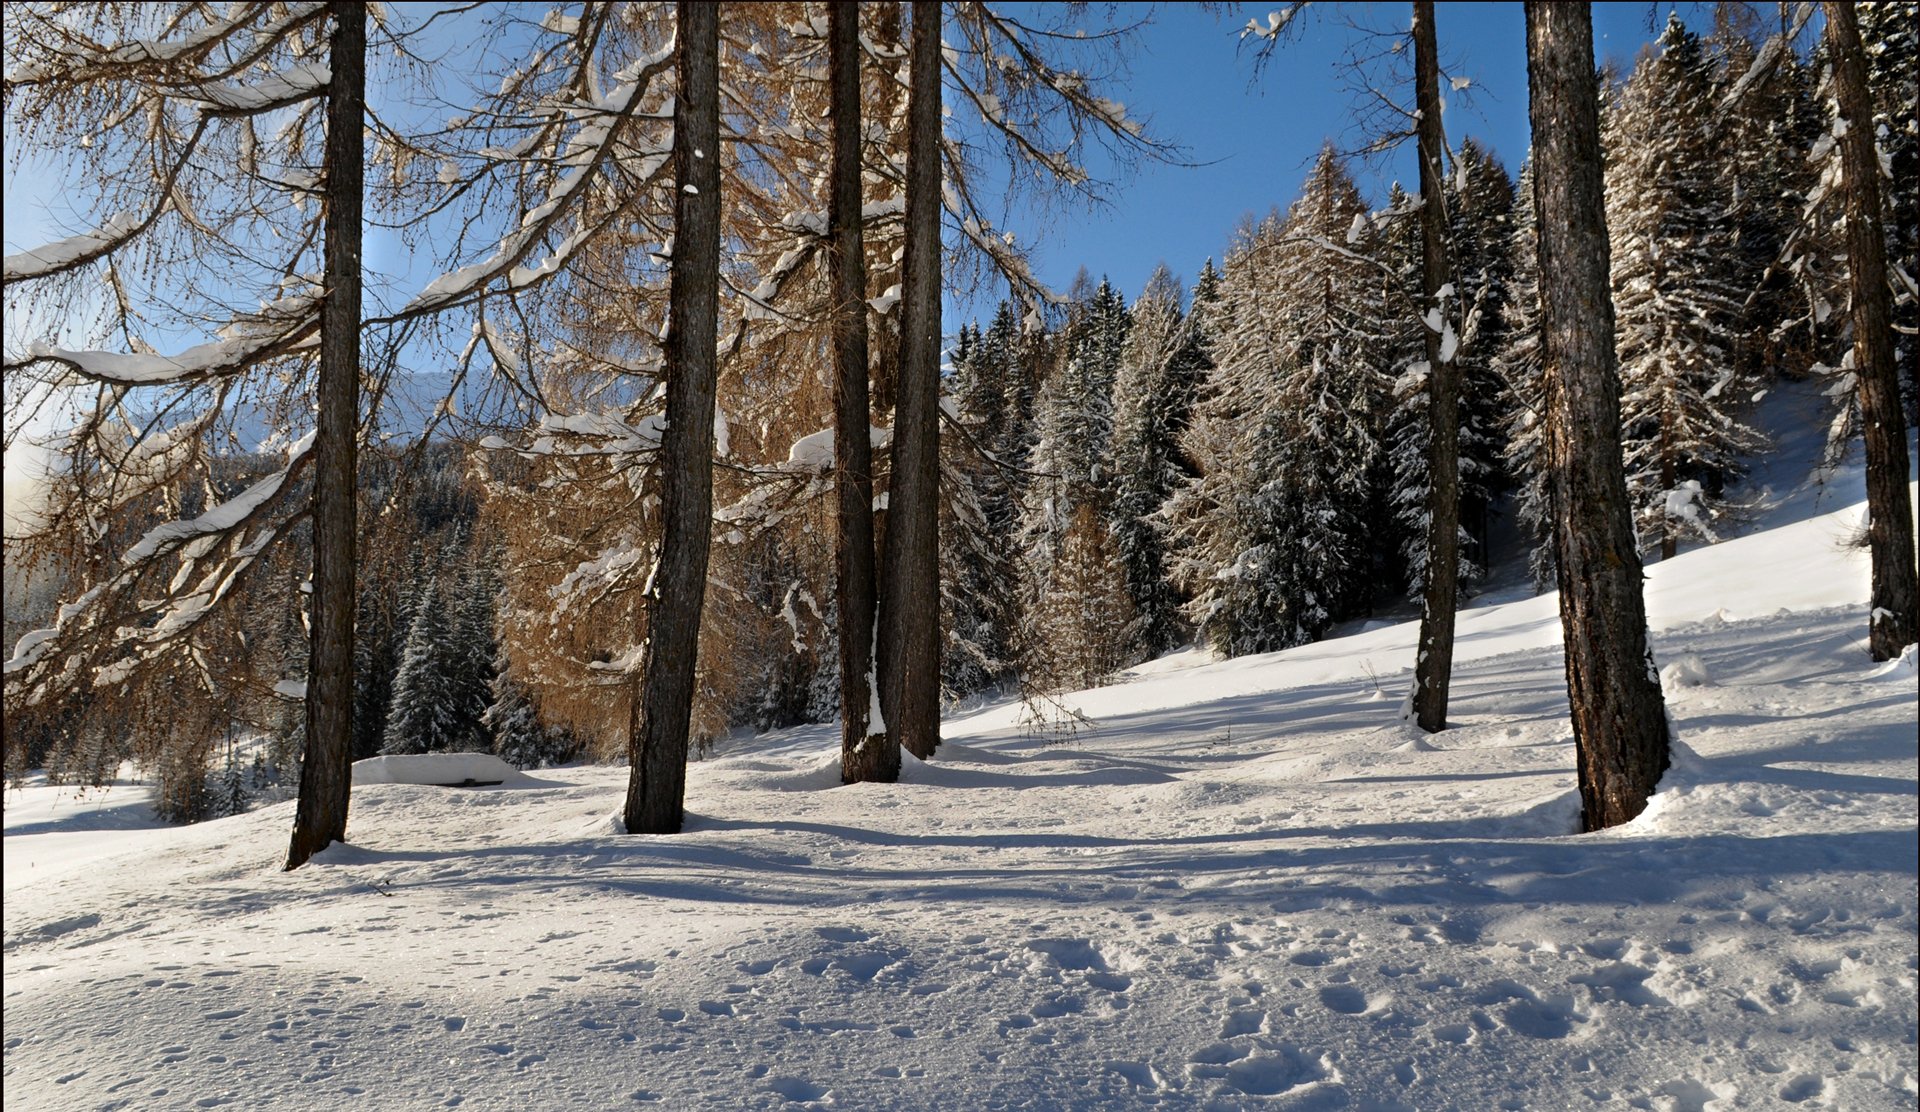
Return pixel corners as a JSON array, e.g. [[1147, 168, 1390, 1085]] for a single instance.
[[5, 479, 1916, 1110]]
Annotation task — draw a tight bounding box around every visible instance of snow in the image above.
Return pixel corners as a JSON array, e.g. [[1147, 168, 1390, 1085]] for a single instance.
[[24, 295, 321, 385], [183, 61, 329, 113], [4, 465, 1915, 1109], [351, 753, 525, 787], [2, 212, 142, 280]]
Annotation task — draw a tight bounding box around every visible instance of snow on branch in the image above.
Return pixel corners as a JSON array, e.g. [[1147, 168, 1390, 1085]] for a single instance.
[[4, 432, 315, 705], [4, 213, 145, 283], [384, 40, 678, 321], [1719, 3, 1816, 113], [13, 289, 321, 386]]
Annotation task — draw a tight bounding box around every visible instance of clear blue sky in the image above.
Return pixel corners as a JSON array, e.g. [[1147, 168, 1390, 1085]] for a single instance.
[[947, 1, 1726, 323], [3, 2, 1758, 424]]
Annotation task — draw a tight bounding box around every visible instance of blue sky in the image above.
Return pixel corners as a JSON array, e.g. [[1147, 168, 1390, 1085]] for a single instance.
[[3, 0, 1768, 463], [948, 1, 1725, 322]]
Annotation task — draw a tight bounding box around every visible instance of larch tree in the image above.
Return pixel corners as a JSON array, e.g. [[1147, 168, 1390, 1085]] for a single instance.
[[1408, 0, 1462, 734], [1822, 1, 1919, 661], [623, 0, 721, 836], [286, 0, 365, 869], [0, 1, 374, 866], [830, 0, 894, 784], [1523, 0, 1671, 831], [878, 0, 943, 761]]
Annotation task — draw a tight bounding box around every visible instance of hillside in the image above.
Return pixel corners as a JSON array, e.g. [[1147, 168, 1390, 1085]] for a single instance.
[[4, 416, 1916, 1109]]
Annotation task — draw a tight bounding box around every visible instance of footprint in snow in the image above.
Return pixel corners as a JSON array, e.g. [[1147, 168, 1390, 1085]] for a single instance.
[[766, 1076, 829, 1103]]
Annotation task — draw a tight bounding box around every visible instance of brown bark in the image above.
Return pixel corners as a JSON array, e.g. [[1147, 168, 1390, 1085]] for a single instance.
[[624, 0, 721, 835], [878, 0, 943, 761], [286, 1, 364, 871], [1524, 1, 1671, 832], [1825, 1, 1920, 661], [831, 2, 897, 784], [1410, 0, 1459, 734]]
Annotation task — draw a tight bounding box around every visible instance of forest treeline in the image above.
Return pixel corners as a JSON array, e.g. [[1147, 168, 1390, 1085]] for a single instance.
[[2, 3, 1914, 837]]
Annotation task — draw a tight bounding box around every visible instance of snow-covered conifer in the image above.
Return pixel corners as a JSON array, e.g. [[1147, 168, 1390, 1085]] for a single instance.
[[1606, 15, 1764, 558]]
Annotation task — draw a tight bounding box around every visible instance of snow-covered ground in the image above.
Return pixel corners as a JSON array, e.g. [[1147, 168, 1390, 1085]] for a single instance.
[[5, 411, 1916, 1110]]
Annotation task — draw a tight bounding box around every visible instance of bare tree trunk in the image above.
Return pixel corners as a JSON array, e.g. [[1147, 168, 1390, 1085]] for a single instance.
[[624, 0, 721, 835], [1410, 0, 1459, 734], [878, 0, 942, 761], [832, 2, 897, 784], [1524, 1, 1671, 832], [286, 1, 364, 871], [1825, 1, 1919, 661]]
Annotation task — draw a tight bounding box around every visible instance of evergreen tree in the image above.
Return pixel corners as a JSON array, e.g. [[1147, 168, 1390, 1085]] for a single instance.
[[1495, 160, 1557, 592], [1017, 276, 1131, 682], [486, 643, 575, 770], [1709, 10, 1823, 387], [1263, 150, 1394, 638], [1859, 2, 1919, 415], [943, 306, 1026, 699], [1174, 150, 1393, 655], [1110, 265, 1207, 659], [1606, 14, 1764, 558], [382, 577, 460, 755]]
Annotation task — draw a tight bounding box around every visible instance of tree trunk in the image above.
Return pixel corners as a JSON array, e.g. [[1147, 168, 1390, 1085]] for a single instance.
[[1825, 1, 1920, 661], [878, 0, 942, 761], [832, 2, 897, 784], [1410, 0, 1459, 734], [1524, 1, 1671, 832], [286, 0, 364, 871], [624, 0, 721, 835]]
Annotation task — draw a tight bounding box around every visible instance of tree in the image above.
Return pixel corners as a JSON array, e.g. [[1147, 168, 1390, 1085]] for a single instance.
[[830, 1, 895, 784], [1823, 1, 1920, 660], [382, 577, 457, 755], [1857, 2, 1918, 415], [1524, 0, 1671, 831], [284, 0, 361, 869], [1409, 0, 1461, 733], [877, 0, 943, 761], [1495, 160, 1558, 592], [1111, 265, 1207, 660], [624, 0, 722, 835], [1605, 14, 1762, 560]]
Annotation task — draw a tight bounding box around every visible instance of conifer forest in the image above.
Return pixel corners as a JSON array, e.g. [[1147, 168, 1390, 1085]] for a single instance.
[[3, 4, 1917, 1110]]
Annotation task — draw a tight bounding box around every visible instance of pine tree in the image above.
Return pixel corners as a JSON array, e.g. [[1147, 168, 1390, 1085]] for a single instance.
[[943, 307, 1026, 699], [1495, 160, 1556, 592], [382, 577, 458, 755], [1261, 150, 1394, 639], [1606, 14, 1764, 559], [1110, 265, 1207, 659], [1446, 139, 1520, 568], [1171, 151, 1392, 656], [1859, 2, 1919, 415], [448, 556, 500, 752], [1709, 10, 1822, 387], [1018, 276, 1131, 684]]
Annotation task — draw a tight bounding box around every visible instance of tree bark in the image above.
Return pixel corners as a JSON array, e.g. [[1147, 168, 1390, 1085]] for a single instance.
[[286, 1, 364, 871], [832, 2, 897, 784], [878, 0, 943, 761], [1825, 1, 1919, 661], [1524, 1, 1671, 832], [1410, 0, 1459, 734], [624, 0, 721, 835]]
